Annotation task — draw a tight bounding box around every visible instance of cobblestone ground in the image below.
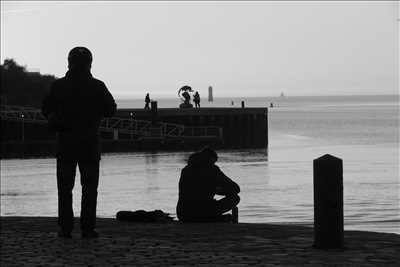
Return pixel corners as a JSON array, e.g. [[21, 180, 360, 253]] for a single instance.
[[1, 217, 399, 266]]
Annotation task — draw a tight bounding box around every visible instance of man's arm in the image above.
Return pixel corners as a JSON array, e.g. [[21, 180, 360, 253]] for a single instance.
[[41, 83, 60, 130], [102, 82, 117, 117], [42, 83, 57, 118], [215, 166, 240, 196]]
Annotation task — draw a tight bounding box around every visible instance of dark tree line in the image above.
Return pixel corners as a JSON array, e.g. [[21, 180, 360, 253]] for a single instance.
[[0, 59, 57, 108]]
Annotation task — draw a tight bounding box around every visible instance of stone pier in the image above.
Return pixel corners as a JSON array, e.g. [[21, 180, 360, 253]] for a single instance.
[[116, 107, 268, 149]]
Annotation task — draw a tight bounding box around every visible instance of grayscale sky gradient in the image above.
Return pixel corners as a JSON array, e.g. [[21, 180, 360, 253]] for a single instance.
[[1, 1, 398, 98]]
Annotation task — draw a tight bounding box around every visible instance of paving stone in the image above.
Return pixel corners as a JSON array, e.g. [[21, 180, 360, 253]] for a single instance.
[[1, 217, 399, 267]]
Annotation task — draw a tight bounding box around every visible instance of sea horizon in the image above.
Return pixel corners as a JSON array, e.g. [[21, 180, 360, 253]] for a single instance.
[[114, 93, 400, 101]]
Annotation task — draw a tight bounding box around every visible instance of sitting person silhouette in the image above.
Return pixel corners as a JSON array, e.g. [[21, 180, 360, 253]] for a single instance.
[[177, 148, 240, 222]]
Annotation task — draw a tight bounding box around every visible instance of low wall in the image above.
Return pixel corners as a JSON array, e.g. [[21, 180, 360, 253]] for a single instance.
[[116, 107, 269, 149], [1, 107, 268, 158]]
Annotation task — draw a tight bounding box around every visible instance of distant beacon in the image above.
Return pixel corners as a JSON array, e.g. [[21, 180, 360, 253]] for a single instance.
[[208, 86, 213, 102]]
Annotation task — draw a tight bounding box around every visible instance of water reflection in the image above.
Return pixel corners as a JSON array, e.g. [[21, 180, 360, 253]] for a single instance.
[[1, 147, 399, 234], [145, 152, 160, 193]]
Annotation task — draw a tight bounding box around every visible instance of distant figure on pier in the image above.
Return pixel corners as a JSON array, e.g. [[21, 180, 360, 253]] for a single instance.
[[177, 148, 240, 222], [193, 91, 200, 108], [144, 93, 150, 110], [42, 47, 116, 238], [270, 102, 274, 108]]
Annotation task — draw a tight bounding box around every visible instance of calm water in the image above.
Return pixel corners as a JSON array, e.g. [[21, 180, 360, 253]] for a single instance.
[[1, 95, 399, 233]]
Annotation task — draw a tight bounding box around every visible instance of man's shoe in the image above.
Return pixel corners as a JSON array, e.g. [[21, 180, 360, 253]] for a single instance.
[[232, 207, 239, 223], [58, 230, 72, 238], [219, 214, 234, 222], [82, 230, 99, 238]]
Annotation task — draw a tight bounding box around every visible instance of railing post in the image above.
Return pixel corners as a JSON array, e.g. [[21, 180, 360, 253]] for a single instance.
[[21, 114, 25, 142], [113, 129, 119, 140], [313, 154, 344, 249], [129, 112, 134, 140]]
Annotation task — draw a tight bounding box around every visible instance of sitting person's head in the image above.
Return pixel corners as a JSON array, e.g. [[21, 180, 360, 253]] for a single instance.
[[187, 147, 218, 166], [200, 147, 218, 164]]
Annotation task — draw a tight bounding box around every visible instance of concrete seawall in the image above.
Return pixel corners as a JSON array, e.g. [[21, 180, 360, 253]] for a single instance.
[[1, 107, 268, 158], [116, 107, 268, 149]]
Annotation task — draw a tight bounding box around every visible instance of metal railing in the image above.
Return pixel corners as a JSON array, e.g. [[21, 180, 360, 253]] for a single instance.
[[0, 105, 48, 124], [100, 117, 185, 137], [182, 126, 223, 138]]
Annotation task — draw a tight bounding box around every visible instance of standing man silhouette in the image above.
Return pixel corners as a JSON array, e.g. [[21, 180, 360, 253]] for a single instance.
[[42, 47, 116, 238]]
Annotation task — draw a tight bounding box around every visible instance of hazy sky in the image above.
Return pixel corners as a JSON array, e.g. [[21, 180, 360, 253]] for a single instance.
[[1, 1, 398, 98]]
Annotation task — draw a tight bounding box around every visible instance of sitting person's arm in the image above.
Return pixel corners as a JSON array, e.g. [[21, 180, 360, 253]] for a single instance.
[[214, 166, 240, 196]]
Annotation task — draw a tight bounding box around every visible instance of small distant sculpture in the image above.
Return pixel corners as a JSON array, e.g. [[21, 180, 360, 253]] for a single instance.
[[270, 102, 274, 108], [144, 93, 150, 110], [193, 91, 200, 108], [178, 85, 193, 108]]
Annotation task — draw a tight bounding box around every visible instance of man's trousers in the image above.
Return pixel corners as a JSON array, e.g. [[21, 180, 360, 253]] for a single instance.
[[57, 159, 99, 232]]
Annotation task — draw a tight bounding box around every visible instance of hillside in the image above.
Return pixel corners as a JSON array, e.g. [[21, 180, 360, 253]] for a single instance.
[[0, 59, 56, 108]]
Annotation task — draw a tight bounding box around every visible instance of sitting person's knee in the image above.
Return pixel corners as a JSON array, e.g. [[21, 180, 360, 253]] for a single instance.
[[228, 194, 240, 206], [234, 194, 240, 205]]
